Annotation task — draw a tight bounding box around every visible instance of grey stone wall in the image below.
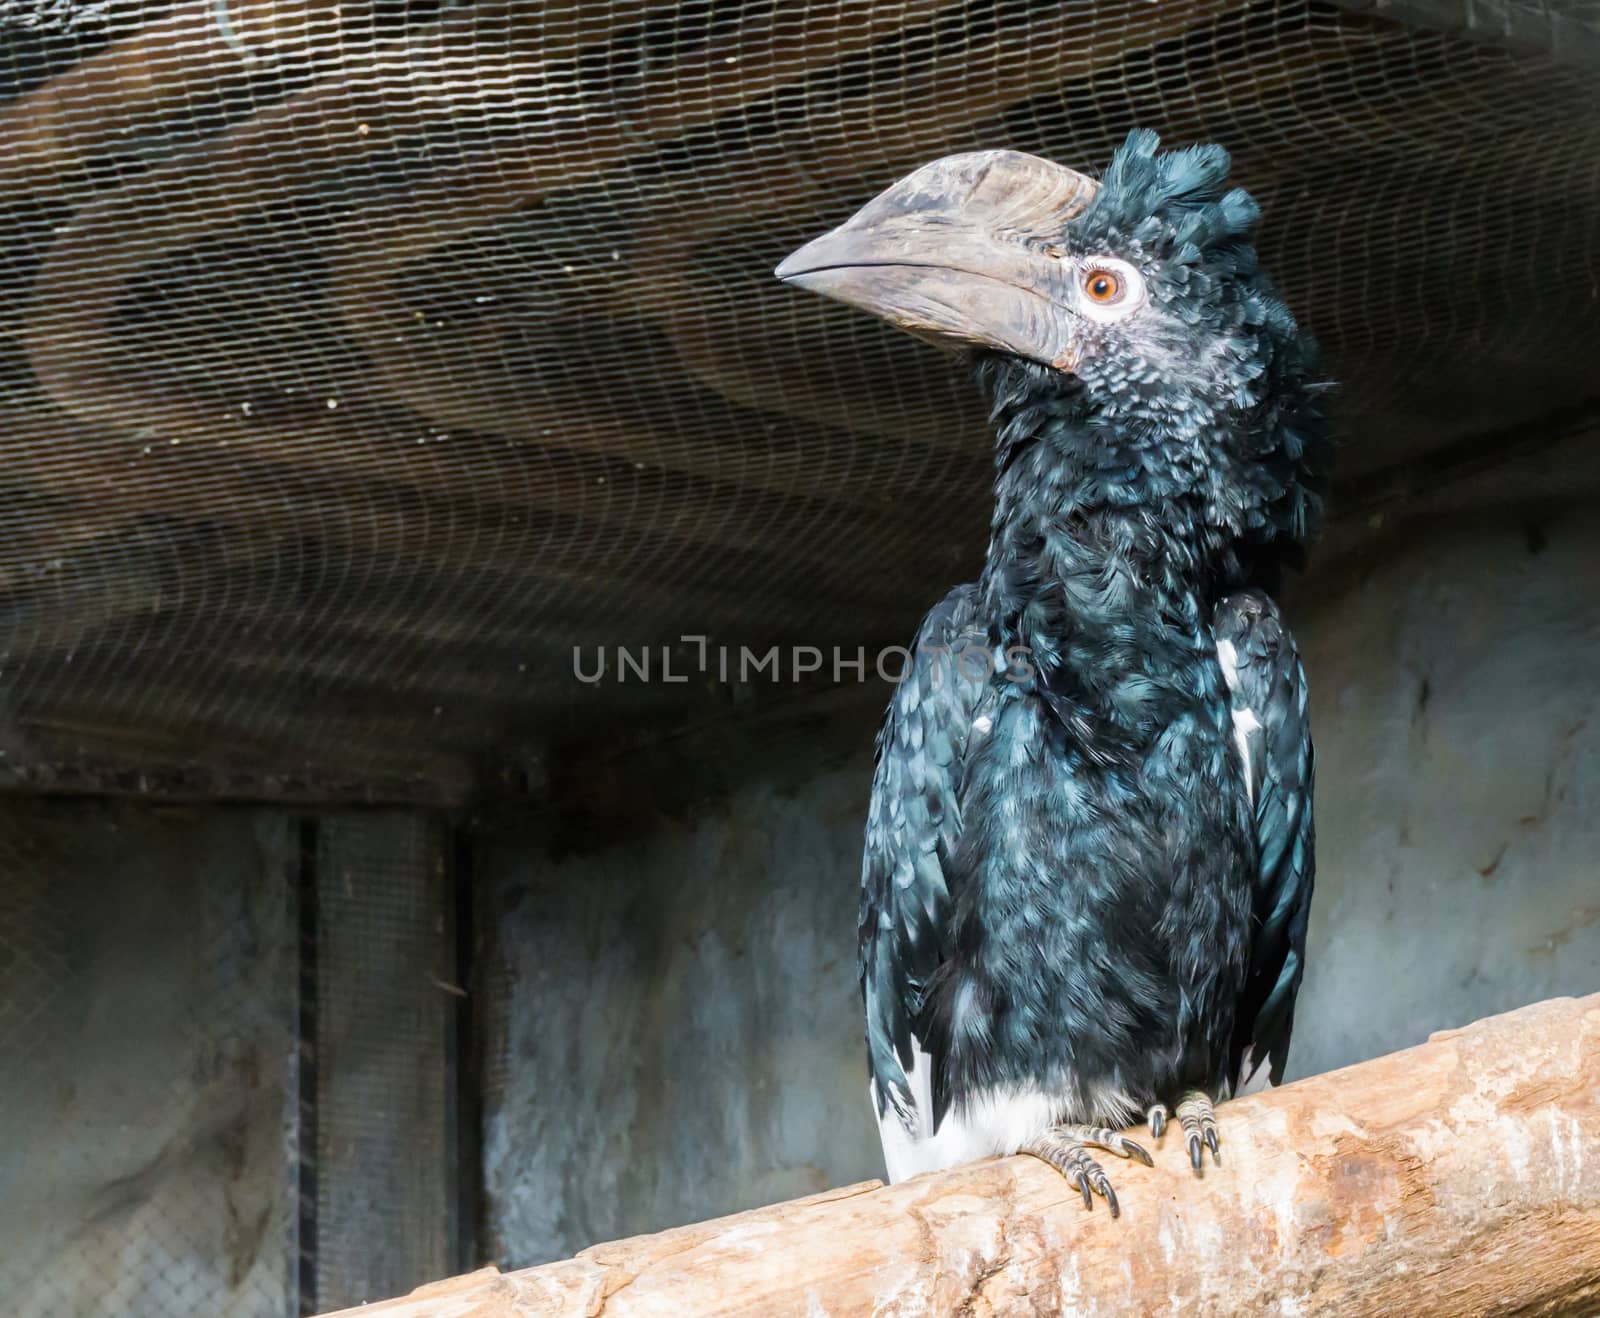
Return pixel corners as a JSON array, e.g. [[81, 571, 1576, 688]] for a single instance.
[[0, 805, 465, 1317], [483, 505, 1600, 1267], [0, 802, 294, 1318], [480, 764, 877, 1268], [1291, 510, 1600, 1079]]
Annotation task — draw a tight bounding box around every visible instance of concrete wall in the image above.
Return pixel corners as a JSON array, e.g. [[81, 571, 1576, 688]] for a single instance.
[[480, 765, 877, 1267], [483, 504, 1600, 1267], [1294, 510, 1600, 1075], [0, 805, 465, 1317], [0, 802, 294, 1318]]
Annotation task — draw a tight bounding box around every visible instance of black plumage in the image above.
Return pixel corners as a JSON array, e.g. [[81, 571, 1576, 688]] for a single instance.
[[778, 131, 1330, 1198]]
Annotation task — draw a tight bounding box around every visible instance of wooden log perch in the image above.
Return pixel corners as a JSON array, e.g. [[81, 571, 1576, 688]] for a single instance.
[[324, 994, 1600, 1317]]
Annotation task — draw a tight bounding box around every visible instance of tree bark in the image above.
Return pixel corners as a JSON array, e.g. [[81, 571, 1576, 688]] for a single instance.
[[323, 993, 1600, 1317]]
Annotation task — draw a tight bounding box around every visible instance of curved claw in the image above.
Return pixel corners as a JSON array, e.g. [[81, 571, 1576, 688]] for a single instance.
[[1024, 1125, 1150, 1219], [1147, 1105, 1167, 1140], [1176, 1090, 1220, 1176], [1100, 1178, 1121, 1218]]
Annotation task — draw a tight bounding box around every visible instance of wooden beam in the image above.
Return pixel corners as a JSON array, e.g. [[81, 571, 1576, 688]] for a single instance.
[[321, 993, 1600, 1317], [1, 705, 479, 805]]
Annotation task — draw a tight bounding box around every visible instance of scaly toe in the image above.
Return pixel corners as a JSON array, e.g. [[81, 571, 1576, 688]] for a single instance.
[[1056, 1124, 1153, 1166], [1176, 1091, 1221, 1175], [1024, 1126, 1150, 1218]]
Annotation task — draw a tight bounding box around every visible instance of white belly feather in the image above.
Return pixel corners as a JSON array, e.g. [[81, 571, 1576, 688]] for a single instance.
[[870, 1039, 1139, 1183]]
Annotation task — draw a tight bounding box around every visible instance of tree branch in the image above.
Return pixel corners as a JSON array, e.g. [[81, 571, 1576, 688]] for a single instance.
[[321, 993, 1600, 1317]]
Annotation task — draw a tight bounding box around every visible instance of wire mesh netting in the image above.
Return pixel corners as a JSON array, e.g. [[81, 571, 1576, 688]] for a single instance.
[[309, 811, 459, 1312], [0, 0, 1596, 798]]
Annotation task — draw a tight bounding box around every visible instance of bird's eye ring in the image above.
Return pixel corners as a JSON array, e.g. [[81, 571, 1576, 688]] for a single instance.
[[1083, 268, 1123, 304], [1075, 257, 1146, 322]]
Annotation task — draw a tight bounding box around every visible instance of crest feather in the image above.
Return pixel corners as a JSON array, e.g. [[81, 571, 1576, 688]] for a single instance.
[[1088, 130, 1255, 249]]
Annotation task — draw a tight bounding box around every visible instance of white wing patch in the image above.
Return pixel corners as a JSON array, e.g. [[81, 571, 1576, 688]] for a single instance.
[[1233, 1044, 1274, 1097], [1216, 637, 1261, 807]]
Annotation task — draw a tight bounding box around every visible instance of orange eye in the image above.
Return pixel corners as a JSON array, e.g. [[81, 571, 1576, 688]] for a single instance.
[[1083, 268, 1122, 303]]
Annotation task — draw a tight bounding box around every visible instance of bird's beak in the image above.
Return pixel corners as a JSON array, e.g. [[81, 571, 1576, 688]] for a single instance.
[[775, 150, 1099, 372]]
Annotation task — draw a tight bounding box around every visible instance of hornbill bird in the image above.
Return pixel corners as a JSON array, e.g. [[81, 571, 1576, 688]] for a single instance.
[[776, 131, 1329, 1211]]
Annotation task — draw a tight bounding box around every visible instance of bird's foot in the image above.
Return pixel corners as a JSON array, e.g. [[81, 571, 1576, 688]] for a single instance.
[[1176, 1090, 1221, 1173], [1022, 1124, 1152, 1218]]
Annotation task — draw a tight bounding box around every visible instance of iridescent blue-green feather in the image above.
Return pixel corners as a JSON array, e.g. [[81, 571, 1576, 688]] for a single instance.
[[1214, 590, 1316, 1088]]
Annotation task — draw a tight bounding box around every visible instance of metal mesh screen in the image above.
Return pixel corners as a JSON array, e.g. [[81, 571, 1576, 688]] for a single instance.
[[310, 811, 459, 1312], [0, 0, 1596, 798]]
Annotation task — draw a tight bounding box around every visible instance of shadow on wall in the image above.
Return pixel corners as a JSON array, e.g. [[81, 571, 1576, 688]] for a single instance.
[[481, 507, 1600, 1268]]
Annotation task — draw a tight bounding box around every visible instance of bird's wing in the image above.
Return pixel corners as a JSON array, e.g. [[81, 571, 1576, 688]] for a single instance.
[[1213, 589, 1316, 1092], [861, 583, 990, 1145]]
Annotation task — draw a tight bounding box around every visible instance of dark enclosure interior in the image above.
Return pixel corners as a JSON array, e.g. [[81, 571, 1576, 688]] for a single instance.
[[1, 0, 1597, 1313]]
